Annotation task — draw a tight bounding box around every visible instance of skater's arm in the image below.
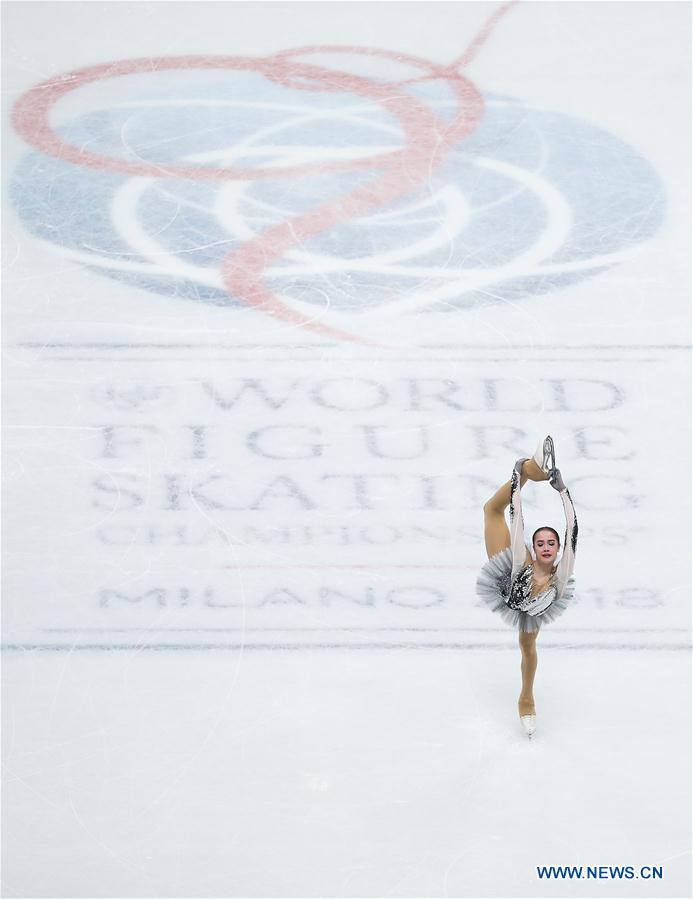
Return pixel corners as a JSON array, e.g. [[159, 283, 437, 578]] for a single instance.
[[509, 466, 531, 577], [554, 484, 578, 595]]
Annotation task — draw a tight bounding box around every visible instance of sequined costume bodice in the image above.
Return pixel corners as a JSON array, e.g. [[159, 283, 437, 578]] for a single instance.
[[507, 563, 558, 615]]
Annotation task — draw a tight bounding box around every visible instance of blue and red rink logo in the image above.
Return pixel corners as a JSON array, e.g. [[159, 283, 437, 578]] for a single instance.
[[11, 38, 663, 344]]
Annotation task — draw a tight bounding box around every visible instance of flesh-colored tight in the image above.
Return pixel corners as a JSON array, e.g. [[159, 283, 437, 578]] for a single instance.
[[483, 458, 549, 716]]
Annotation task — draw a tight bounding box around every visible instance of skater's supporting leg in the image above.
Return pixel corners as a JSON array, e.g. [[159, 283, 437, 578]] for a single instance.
[[518, 630, 538, 714]]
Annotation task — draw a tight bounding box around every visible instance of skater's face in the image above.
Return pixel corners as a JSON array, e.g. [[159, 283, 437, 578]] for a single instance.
[[533, 529, 559, 565]]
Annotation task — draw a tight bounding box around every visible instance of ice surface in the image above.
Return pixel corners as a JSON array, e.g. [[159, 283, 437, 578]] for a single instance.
[[2, 2, 691, 897]]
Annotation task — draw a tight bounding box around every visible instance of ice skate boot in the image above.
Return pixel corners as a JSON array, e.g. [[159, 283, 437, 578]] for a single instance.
[[520, 715, 537, 739], [532, 436, 555, 475]]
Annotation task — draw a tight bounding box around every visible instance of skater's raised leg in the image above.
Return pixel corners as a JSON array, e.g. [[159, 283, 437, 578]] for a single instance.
[[482, 458, 548, 558]]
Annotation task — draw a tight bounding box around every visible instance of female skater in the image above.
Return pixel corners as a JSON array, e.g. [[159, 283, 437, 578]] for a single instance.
[[476, 436, 578, 738]]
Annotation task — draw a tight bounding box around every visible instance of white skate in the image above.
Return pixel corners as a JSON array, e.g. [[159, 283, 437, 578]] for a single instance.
[[532, 435, 555, 474], [520, 715, 537, 738]]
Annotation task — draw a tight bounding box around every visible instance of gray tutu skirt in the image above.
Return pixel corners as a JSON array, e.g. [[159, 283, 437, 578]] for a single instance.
[[475, 547, 576, 633]]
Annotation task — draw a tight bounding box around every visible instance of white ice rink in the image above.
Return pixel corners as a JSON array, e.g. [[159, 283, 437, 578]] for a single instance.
[[2, 1, 691, 897]]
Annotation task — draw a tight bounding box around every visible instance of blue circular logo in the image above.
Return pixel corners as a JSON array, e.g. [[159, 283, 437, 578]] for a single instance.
[[11, 61, 664, 317]]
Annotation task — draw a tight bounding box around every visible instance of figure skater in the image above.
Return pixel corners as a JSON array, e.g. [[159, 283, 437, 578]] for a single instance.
[[476, 436, 578, 738]]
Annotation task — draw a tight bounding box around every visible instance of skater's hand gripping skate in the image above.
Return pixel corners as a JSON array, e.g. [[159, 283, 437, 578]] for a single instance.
[[549, 468, 566, 492], [514, 457, 529, 476]]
